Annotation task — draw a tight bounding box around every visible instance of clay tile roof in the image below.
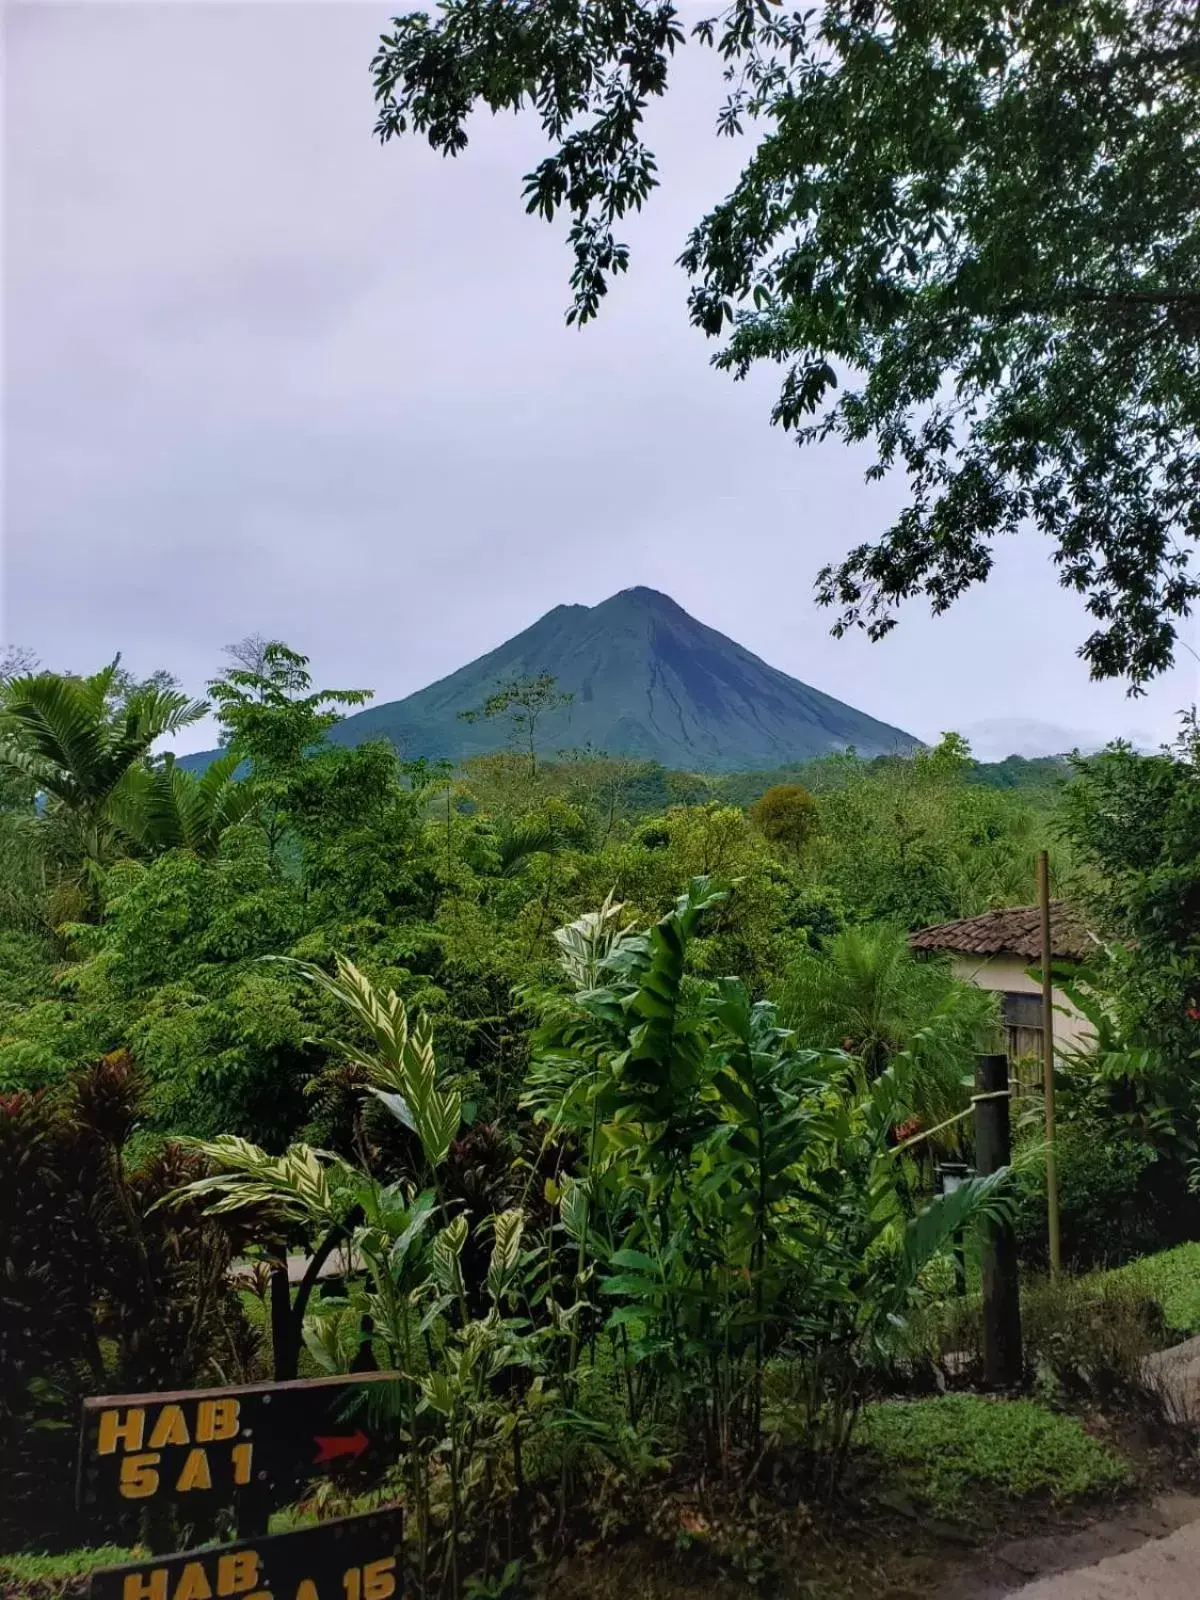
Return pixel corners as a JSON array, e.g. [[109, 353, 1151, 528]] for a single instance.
[[908, 901, 1094, 963]]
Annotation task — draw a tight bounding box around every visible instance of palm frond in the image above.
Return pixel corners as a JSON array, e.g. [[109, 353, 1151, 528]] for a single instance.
[[901, 1168, 1013, 1282], [113, 752, 257, 856], [0, 668, 209, 857], [0, 674, 107, 806]]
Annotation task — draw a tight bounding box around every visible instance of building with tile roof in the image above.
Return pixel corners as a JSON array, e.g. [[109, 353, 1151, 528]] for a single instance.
[[910, 901, 1098, 1072]]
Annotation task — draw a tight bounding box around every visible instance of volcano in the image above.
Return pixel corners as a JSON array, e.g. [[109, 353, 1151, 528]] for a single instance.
[[325, 587, 919, 771]]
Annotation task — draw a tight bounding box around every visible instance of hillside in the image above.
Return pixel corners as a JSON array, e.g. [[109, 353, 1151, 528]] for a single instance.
[[321, 588, 918, 770]]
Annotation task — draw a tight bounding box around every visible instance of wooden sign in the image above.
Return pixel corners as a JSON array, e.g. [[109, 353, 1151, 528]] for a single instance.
[[77, 1373, 400, 1516], [88, 1505, 403, 1600]]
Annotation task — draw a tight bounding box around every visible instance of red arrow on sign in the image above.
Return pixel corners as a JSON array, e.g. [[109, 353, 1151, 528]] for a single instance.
[[313, 1430, 369, 1465]]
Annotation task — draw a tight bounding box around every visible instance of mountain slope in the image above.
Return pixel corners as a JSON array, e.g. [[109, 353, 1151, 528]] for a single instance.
[[326, 588, 919, 770]]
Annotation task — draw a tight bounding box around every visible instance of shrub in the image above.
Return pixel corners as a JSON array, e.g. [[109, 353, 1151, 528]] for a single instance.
[[914, 1268, 1168, 1402], [858, 1395, 1130, 1518], [1105, 1243, 1200, 1340], [1019, 1274, 1165, 1401], [0, 1054, 259, 1551], [1012, 1112, 1196, 1270]]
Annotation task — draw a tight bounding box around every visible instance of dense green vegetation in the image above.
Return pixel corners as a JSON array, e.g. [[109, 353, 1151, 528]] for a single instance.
[[9, 4, 1198, 1591], [721, 752, 1074, 809], [0, 646, 1066, 1129], [2, 641, 1197, 1593]]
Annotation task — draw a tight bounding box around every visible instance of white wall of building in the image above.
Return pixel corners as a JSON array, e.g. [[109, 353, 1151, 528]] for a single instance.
[[947, 952, 1095, 1053]]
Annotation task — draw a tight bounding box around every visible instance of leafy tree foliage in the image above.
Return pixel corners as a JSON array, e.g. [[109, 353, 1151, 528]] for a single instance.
[[553, 745, 653, 843], [805, 736, 1053, 927], [373, 0, 1200, 683], [749, 782, 819, 858], [458, 671, 574, 778], [1059, 715, 1200, 1115], [207, 639, 375, 866], [719, 750, 1072, 807], [0, 636, 1065, 1174], [210, 639, 371, 772]]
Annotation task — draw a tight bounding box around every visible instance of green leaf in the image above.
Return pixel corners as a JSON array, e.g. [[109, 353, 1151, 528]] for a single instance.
[[486, 1208, 525, 1305], [599, 1274, 663, 1298], [607, 1248, 659, 1274]]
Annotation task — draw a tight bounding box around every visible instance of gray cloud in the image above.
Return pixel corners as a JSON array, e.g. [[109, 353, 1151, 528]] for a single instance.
[[5, 0, 1196, 755]]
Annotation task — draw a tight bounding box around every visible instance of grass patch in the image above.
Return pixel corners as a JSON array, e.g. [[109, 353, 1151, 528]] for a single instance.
[[236, 1289, 323, 1380], [857, 1395, 1130, 1519], [1104, 1242, 1200, 1338], [0, 1545, 137, 1594]]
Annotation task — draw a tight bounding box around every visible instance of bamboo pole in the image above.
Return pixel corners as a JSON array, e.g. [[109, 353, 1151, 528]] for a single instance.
[[1038, 850, 1062, 1278]]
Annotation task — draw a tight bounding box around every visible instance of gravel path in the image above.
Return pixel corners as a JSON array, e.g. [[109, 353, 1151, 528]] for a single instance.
[[1009, 1519, 1200, 1598], [1006, 1336, 1200, 1596]]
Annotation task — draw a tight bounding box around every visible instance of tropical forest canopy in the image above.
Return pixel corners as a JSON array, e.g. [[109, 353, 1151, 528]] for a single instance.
[[1, 640, 1072, 1138], [0, 638, 1192, 1154]]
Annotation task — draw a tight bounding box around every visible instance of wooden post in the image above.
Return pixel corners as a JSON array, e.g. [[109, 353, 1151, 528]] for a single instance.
[[269, 1263, 296, 1381], [234, 1484, 272, 1541], [1037, 850, 1062, 1278], [975, 1053, 1023, 1387]]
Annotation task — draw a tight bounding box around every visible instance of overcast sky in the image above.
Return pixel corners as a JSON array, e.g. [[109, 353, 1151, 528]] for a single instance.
[[5, 0, 1197, 760]]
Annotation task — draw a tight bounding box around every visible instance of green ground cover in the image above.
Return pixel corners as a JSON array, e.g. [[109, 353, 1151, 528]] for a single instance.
[[857, 1395, 1130, 1519]]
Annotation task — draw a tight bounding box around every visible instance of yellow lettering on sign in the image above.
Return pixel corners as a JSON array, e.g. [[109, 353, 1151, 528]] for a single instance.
[[231, 1441, 253, 1486], [122, 1571, 167, 1600], [196, 1398, 240, 1443], [362, 1559, 396, 1600], [175, 1447, 212, 1492], [99, 1408, 146, 1455], [148, 1405, 191, 1450], [216, 1551, 260, 1597], [118, 1452, 160, 1499], [294, 1582, 320, 1600], [172, 1564, 212, 1600]]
